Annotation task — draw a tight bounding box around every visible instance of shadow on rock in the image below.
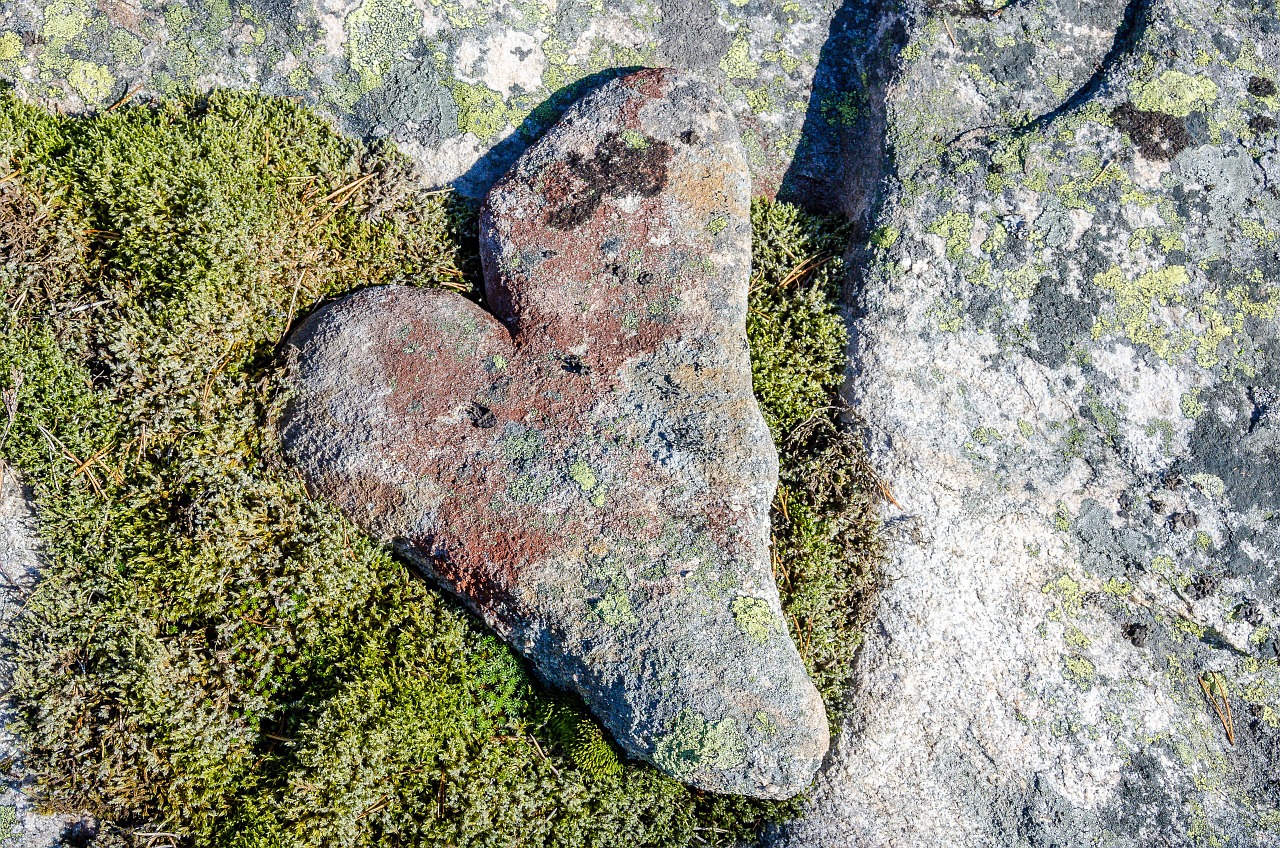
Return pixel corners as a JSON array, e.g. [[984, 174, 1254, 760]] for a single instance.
[[777, 0, 910, 233]]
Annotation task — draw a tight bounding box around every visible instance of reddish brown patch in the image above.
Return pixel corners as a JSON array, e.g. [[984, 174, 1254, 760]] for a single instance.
[[294, 68, 757, 644]]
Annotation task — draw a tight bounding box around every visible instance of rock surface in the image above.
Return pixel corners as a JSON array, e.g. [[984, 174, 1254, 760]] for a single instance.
[[0, 469, 88, 847], [0, 0, 857, 203], [280, 68, 828, 799], [771, 0, 1280, 844]]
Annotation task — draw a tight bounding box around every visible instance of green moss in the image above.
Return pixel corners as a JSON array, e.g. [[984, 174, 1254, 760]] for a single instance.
[[746, 200, 852, 438], [0, 94, 879, 847], [539, 696, 623, 778]]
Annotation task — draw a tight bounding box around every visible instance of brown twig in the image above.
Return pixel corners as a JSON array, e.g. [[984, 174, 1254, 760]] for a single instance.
[[281, 269, 307, 342], [105, 83, 144, 113], [528, 733, 561, 778], [944, 16, 958, 47]]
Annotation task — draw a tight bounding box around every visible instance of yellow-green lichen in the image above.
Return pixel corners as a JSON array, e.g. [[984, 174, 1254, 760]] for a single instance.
[[1043, 573, 1085, 620], [652, 711, 745, 779], [1091, 265, 1192, 363], [730, 596, 779, 645], [929, 211, 972, 262], [569, 460, 597, 492], [594, 592, 638, 629], [870, 225, 899, 249], [719, 29, 759, 81], [108, 29, 142, 67], [1129, 71, 1218, 118], [344, 0, 421, 92], [1181, 389, 1205, 420], [1063, 655, 1095, 689], [452, 81, 509, 142], [67, 60, 114, 104], [41, 0, 88, 44], [0, 31, 23, 63], [508, 473, 551, 504]]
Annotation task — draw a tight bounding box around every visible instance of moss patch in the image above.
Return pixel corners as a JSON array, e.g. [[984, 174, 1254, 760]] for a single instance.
[[0, 92, 883, 847]]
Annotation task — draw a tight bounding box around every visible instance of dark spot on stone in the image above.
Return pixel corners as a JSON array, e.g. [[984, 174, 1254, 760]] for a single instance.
[[1188, 571, 1220, 600], [1236, 598, 1264, 626], [1124, 621, 1149, 647], [1248, 75, 1277, 97], [637, 270, 655, 286], [59, 820, 98, 848], [680, 129, 698, 144], [545, 132, 673, 230], [1111, 103, 1190, 161], [1163, 472, 1183, 489], [1260, 638, 1280, 660], [657, 0, 732, 71], [467, 402, 497, 428], [1027, 280, 1099, 368], [1250, 115, 1278, 134], [1168, 511, 1199, 530], [562, 355, 588, 375]]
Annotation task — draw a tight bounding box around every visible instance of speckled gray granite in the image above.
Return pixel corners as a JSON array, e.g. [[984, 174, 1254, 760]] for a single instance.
[[0, 469, 87, 847], [0, 0, 862, 203], [769, 0, 1280, 844]]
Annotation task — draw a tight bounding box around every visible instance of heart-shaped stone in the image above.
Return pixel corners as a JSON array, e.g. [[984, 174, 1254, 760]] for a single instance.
[[281, 69, 828, 799]]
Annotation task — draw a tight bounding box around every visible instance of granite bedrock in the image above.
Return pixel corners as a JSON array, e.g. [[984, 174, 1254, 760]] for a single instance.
[[3, 0, 1280, 844]]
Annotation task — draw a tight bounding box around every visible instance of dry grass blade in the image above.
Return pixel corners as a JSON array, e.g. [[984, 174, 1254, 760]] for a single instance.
[[33, 422, 103, 495], [1199, 673, 1235, 746], [528, 733, 561, 778], [320, 172, 376, 205], [1, 369, 22, 450], [777, 251, 835, 290]]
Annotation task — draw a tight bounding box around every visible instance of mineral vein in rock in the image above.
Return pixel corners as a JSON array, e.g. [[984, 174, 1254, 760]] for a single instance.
[[281, 68, 828, 799]]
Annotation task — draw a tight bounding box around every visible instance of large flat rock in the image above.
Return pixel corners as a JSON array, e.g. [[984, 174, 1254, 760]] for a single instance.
[[280, 69, 828, 799], [774, 0, 1280, 843], [0, 0, 845, 202]]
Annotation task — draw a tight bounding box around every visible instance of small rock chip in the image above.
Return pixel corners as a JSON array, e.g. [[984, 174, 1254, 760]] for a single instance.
[[281, 69, 828, 799]]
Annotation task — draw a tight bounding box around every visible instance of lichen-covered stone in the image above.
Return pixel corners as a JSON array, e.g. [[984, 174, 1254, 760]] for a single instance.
[[772, 0, 1280, 843], [280, 69, 827, 799], [0, 0, 855, 202]]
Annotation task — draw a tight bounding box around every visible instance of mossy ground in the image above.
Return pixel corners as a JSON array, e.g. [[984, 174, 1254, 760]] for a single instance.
[[0, 91, 883, 847]]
